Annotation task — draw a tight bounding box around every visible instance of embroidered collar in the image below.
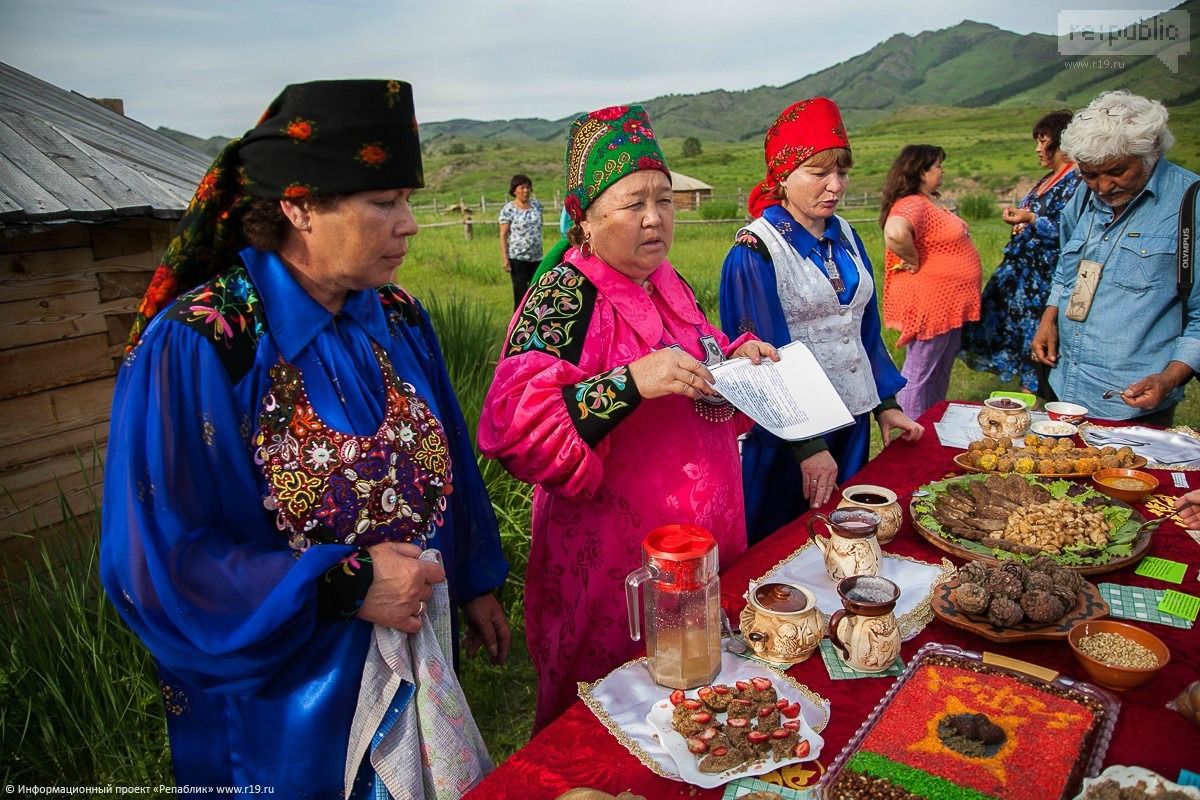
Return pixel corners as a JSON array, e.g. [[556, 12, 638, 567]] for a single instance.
[[240, 246, 391, 361], [564, 249, 707, 349], [763, 205, 849, 260]]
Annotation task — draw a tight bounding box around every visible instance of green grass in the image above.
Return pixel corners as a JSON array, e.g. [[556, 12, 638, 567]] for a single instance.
[[1, 483, 171, 784]]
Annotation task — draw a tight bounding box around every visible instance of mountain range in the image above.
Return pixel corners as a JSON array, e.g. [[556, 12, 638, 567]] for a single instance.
[[161, 0, 1198, 156]]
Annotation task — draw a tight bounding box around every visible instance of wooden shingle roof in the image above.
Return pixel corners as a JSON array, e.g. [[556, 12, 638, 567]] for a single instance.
[[0, 61, 208, 226]]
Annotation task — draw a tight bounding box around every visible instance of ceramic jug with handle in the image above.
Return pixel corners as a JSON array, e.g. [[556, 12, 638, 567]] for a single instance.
[[828, 575, 901, 673], [807, 508, 882, 582]]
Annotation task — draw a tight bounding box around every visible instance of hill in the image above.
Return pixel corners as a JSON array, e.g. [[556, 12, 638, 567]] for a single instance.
[[418, 0, 1197, 146]]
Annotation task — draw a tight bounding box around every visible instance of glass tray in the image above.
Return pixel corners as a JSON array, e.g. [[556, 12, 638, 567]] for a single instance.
[[818, 642, 1120, 800]]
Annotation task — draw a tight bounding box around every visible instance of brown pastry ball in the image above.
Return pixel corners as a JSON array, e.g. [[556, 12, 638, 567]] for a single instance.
[[1116, 446, 1136, 466], [951, 582, 991, 615], [1038, 459, 1056, 473], [987, 596, 1024, 627], [996, 456, 1015, 473], [1099, 455, 1120, 469], [997, 436, 1014, 451], [968, 440, 987, 452]]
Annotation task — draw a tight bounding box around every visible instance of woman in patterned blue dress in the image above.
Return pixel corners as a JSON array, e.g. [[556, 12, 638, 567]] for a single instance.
[[960, 110, 1081, 392]]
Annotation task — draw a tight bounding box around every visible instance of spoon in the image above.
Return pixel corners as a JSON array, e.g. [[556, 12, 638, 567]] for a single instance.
[[720, 609, 747, 655], [1101, 388, 1125, 400], [1136, 511, 1185, 536]]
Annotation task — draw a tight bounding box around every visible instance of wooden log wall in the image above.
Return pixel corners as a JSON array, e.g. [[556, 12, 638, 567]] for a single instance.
[[0, 219, 168, 561]]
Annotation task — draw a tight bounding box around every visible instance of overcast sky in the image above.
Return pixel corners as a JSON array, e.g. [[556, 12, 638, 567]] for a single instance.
[[0, 0, 1181, 138]]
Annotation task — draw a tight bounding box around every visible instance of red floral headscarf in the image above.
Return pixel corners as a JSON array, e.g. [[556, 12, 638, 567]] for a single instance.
[[126, 79, 424, 352], [747, 97, 850, 218]]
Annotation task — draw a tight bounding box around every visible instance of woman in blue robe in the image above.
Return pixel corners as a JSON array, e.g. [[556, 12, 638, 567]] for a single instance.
[[101, 80, 509, 796], [720, 98, 922, 544]]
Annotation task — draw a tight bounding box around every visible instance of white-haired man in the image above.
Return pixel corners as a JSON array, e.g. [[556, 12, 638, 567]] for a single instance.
[[1032, 90, 1200, 424]]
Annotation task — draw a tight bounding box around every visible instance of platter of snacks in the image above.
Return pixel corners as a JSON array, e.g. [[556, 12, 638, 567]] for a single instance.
[[646, 675, 824, 788], [930, 559, 1109, 642], [954, 434, 1147, 478], [820, 643, 1118, 800], [910, 472, 1151, 574], [1074, 764, 1200, 799]]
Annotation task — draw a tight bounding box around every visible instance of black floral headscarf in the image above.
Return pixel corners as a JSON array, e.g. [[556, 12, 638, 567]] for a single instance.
[[128, 79, 424, 352]]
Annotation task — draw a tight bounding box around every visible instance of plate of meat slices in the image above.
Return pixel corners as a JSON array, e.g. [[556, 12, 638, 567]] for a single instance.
[[910, 473, 1152, 575]]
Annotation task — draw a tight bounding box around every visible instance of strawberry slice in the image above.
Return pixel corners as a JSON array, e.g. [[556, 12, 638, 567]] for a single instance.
[[794, 739, 811, 759], [757, 705, 774, 718], [681, 698, 703, 710], [727, 717, 749, 728], [713, 685, 731, 695], [735, 680, 752, 692], [775, 698, 789, 710], [698, 726, 719, 741], [747, 731, 769, 744], [750, 676, 773, 692], [770, 727, 790, 739], [691, 711, 713, 724], [711, 746, 729, 757], [730, 698, 753, 708], [669, 689, 685, 706], [780, 702, 801, 719], [686, 737, 708, 754], [783, 720, 801, 731], [697, 686, 714, 700]]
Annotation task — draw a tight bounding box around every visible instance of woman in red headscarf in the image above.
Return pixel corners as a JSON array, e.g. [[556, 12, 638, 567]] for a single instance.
[[719, 98, 923, 543]]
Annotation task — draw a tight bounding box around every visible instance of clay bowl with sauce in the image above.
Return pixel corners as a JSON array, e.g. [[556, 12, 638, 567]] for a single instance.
[[1091, 468, 1158, 503], [1068, 619, 1169, 691]]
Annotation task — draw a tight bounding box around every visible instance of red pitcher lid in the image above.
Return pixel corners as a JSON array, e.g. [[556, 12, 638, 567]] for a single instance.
[[643, 524, 716, 562]]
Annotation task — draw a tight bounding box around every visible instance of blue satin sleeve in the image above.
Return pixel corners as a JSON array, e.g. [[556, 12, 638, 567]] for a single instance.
[[397, 303, 508, 603], [718, 240, 791, 348], [851, 228, 906, 401], [99, 319, 355, 695]]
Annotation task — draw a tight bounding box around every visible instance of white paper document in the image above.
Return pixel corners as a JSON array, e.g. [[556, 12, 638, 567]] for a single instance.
[[708, 341, 853, 441]]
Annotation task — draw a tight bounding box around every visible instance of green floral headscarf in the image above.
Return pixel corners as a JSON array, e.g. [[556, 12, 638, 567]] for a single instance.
[[562, 105, 669, 223]]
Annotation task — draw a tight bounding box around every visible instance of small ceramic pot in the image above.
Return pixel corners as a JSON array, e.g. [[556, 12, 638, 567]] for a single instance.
[[837, 484, 902, 545], [739, 582, 824, 665], [977, 397, 1031, 440]]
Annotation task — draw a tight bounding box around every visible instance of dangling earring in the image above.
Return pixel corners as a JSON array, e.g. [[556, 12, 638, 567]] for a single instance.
[[580, 232, 593, 258]]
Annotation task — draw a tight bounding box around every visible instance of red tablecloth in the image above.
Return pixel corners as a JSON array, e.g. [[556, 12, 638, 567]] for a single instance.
[[467, 402, 1200, 799]]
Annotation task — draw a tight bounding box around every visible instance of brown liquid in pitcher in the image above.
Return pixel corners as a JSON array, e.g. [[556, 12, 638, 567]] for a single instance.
[[850, 493, 888, 505]]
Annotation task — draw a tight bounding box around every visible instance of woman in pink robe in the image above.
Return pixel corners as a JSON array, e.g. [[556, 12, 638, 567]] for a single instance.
[[479, 105, 775, 731]]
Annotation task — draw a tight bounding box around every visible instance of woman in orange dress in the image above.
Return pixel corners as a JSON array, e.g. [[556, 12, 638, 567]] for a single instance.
[[880, 145, 982, 419]]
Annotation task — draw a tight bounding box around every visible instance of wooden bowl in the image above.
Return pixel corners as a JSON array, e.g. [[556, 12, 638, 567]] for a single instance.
[[1091, 468, 1158, 503], [1068, 620, 1169, 691]]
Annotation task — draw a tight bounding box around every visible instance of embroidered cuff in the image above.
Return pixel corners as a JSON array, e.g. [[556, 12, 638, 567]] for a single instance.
[[872, 395, 901, 419], [563, 365, 642, 448], [316, 549, 374, 620], [789, 436, 829, 464]]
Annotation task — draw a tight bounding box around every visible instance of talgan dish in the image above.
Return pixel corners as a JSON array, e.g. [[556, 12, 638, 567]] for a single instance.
[[821, 645, 1115, 800]]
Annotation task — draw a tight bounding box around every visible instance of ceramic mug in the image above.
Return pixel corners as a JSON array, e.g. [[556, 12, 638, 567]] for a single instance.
[[828, 575, 901, 673], [739, 581, 824, 664], [837, 484, 902, 545], [807, 508, 882, 582]]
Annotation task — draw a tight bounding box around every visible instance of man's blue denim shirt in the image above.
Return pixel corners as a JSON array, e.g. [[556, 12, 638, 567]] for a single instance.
[[1047, 158, 1200, 419]]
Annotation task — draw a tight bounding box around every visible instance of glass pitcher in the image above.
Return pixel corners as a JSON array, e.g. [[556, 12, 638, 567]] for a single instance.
[[625, 524, 722, 689]]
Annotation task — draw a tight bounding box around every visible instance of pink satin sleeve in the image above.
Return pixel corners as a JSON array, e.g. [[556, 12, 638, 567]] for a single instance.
[[477, 350, 609, 500]]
